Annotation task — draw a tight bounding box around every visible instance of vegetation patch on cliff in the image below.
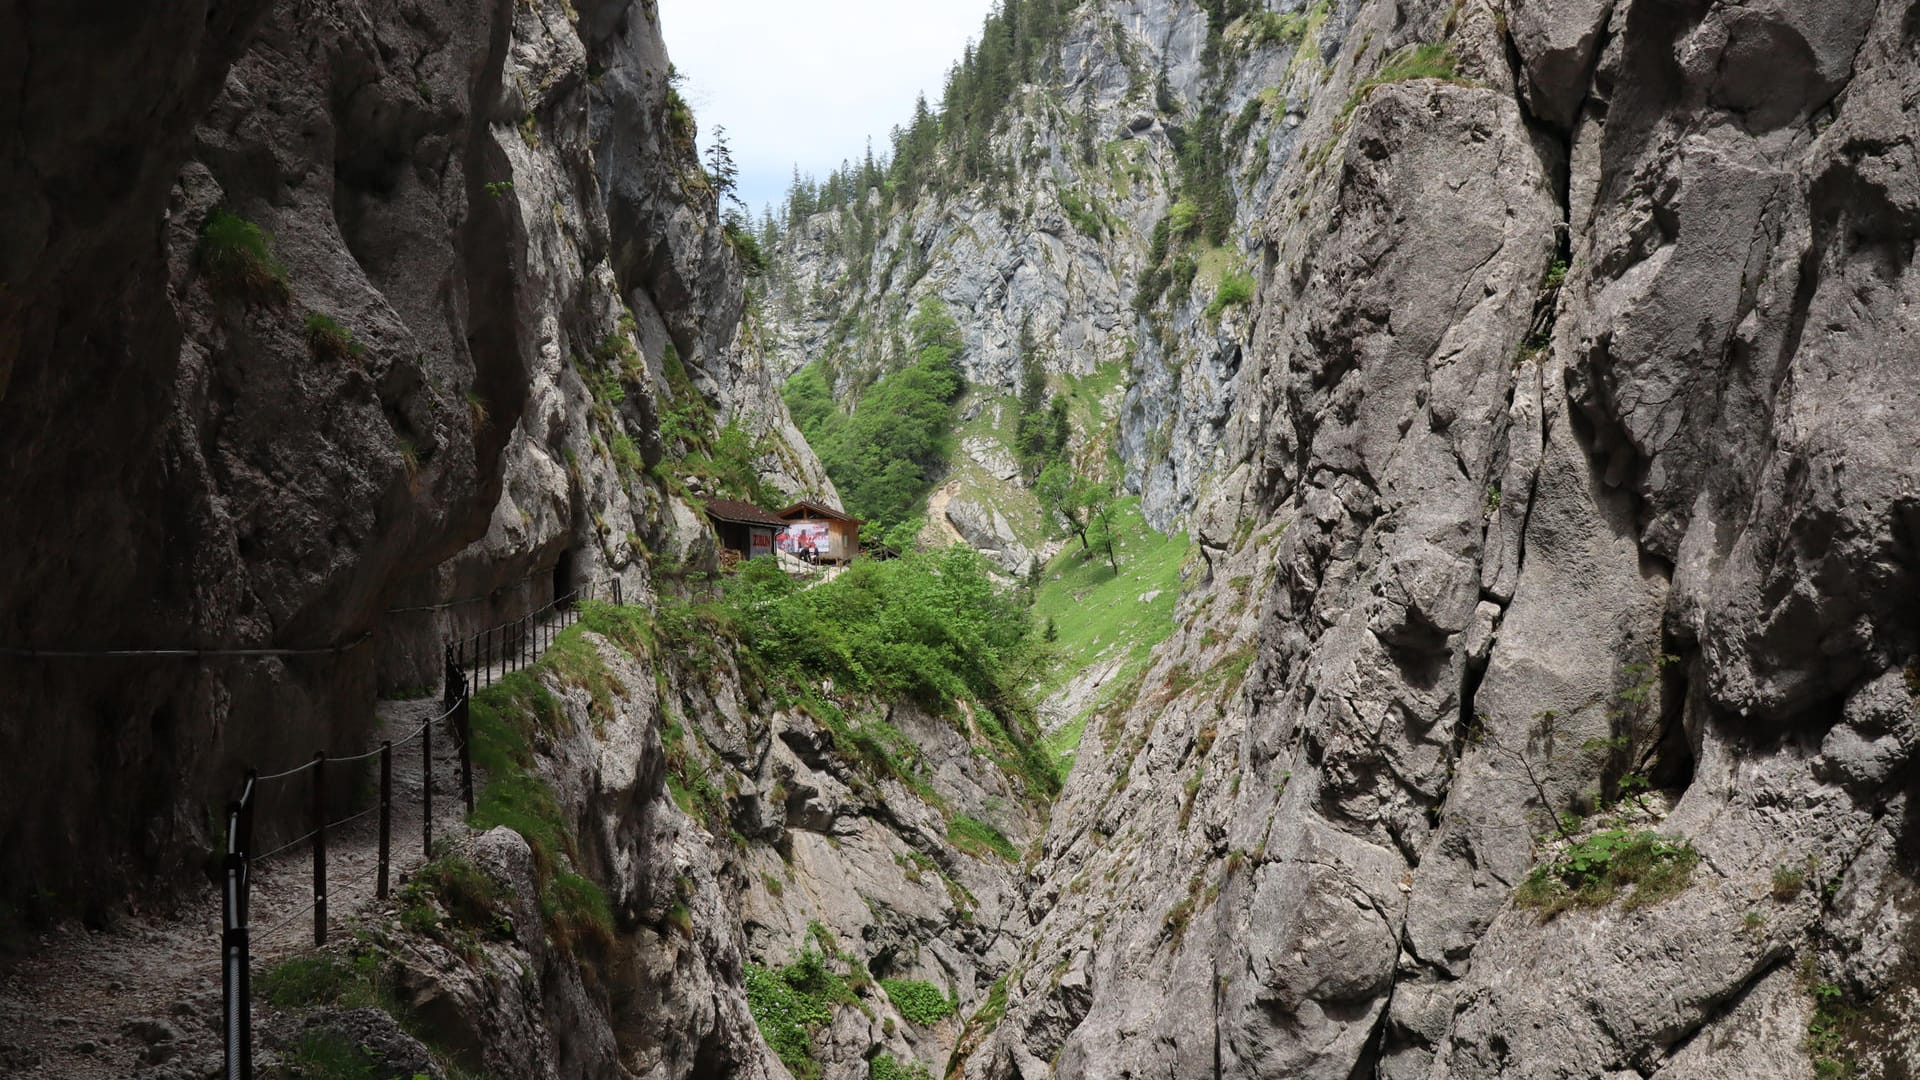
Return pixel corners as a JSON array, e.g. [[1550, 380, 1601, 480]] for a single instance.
[[744, 936, 864, 1080], [880, 978, 956, 1026], [1514, 828, 1700, 920]]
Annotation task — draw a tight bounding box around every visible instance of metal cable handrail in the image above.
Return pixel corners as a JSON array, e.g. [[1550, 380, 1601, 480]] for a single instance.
[[218, 574, 628, 1079], [253, 830, 320, 865], [0, 633, 373, 660]]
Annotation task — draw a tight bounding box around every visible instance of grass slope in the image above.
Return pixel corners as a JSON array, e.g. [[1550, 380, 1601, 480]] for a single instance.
[[1032, 496, 1189, 769]]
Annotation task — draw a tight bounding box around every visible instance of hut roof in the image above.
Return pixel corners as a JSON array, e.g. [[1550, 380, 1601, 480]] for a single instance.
[[704, 499, 786, 527], [777, 499, 862, 525]]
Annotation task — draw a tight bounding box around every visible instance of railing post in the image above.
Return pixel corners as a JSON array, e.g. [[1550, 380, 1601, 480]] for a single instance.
[[310, 751, 327, 946], [221, 795, 252, 1080], [457, 677, 475, 816], [614, 578, 623, 605], [376, 741, 392, 900], [423, 714, 434, 860]]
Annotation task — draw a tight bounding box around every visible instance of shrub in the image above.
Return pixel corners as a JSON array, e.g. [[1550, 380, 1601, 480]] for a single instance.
[[304, 312, 363, 363], [198, 210, 289, 302], [1807, 982, 1859, 1079], [881, 978, 955, 1026], [1515, 829, 1700, 920], [1166, 199, 1202, 237], [870, 1054, 935, 1080], [1059, 188, 1104, 238], [257, 952, 388, 1012], [283, 1030, 383, 1080], [610, 433, 643, 479], [724, 219, 768, 275], [1206, 271, 1255, 319], [743, 945, 856, 1080], [947, 816, 1018, 861]]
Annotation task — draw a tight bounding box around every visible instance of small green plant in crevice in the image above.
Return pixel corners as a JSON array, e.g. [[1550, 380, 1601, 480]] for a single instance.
[[947, 815, 1018, 861], [1342, 42, 1463, 121], [869, 1053, 936, 1080], [967, 973, 1010, 1032], [1807, 981, 1860, 1079], [483, 180, 515, 199], [1513, 828, 1700, 920], [304, 312, 364, 363], [1772, 860, 1809, 901], [198, 209, 289, 303], [394, 856, 516, 967], [881, 978, 956, 1027], [465, 389, 491, 431]]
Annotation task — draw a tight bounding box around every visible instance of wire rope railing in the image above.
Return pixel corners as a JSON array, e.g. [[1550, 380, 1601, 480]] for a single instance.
[[218, 577, 615, 1079]]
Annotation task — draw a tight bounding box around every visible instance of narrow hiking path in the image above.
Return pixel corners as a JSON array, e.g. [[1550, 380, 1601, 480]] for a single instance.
[[0, 614, 576, 1079]]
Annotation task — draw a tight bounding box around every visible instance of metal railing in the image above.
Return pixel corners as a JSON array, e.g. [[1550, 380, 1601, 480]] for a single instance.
[[219, 578, 617, 1079]]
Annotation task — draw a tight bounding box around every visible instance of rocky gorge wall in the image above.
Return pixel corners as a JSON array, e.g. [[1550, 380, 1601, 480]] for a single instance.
[[0, 0, 828, 928], [958, 1, 1920, 1078], [1, 3, 1021, 1078]]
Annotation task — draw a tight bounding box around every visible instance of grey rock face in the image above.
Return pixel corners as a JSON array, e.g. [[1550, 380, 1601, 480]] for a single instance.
[[970, 1, 1920, 1078], [761, 0, 1340, 530]]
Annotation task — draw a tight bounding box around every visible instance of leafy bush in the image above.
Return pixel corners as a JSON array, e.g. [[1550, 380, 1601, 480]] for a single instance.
[[870, 1054, 935, 1080], [724, 219, 768, 275], [1206, 271, 1255, 319], [1166, 199, 1202, 237], [1807, 982, 1860, 1079], [881, 978, 955, 1026], [304, 313, 363, 363], [198, 209, 289, 302], [723, 546, 1034, 715], [947, 816, 1019, 861], [1514, 829, 1700, 920], [743, 945, 857, 1080]]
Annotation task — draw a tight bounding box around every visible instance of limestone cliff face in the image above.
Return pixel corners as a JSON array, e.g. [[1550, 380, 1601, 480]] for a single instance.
[[763, 0, 1317, 531], [0, 0, 827, 928], [964, 1, 1920, 1078]]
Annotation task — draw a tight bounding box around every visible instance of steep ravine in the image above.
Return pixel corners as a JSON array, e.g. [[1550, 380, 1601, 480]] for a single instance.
[[2, 0, 1917, 1078]]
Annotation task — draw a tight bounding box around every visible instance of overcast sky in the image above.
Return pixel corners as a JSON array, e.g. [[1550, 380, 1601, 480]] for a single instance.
[[657, 0, 998, 217]]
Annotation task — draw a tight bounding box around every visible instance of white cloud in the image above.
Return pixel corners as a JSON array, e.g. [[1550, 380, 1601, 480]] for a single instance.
[[656, 0, 998, 216]]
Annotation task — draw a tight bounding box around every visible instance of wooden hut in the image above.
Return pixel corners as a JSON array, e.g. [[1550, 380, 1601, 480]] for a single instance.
[[705, 499, 785, 566], [777, 500, 862, 565]]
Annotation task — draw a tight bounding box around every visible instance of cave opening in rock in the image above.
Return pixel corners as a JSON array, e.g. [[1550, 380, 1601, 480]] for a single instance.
[[554, 549, 575, 604]]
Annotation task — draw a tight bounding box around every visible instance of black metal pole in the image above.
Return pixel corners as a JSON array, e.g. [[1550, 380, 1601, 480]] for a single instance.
[[221, 804, 247, 1080], [376, 741, 392, 900], [423, 716, 434, 859], [235, 775, 254, 1080], [311, 752, 327, 946], [458, 681, 474, 816]]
